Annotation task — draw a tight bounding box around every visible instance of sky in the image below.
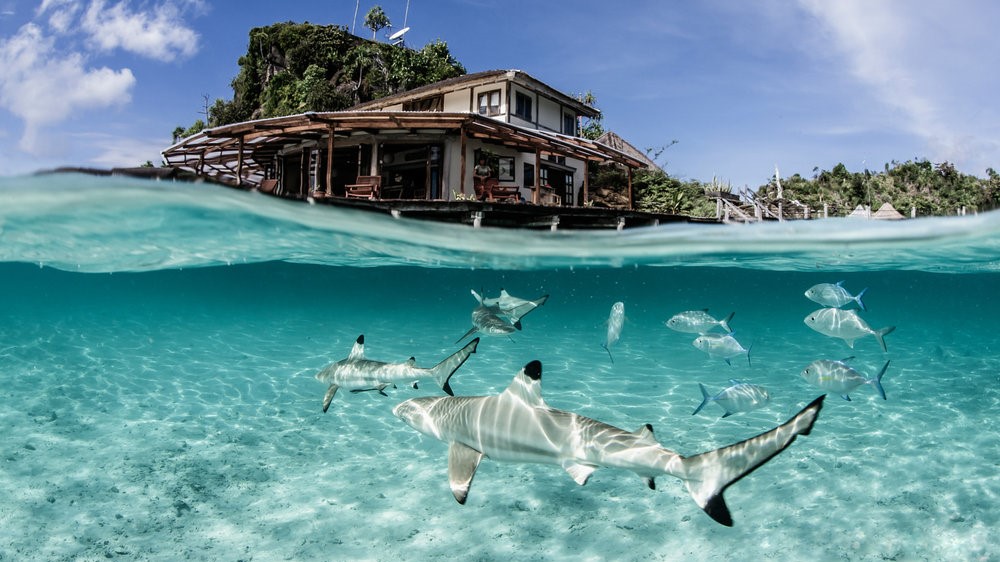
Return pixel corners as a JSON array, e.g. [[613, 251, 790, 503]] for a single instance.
[[1, 0, 999, 189]]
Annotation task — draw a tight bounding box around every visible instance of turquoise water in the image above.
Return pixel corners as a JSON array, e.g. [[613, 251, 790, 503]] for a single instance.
[[1, 174, 997, 561]]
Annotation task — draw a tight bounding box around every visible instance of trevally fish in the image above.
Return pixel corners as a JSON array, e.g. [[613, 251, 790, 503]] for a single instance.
[[805, 281, 868, 310], [801, 358, 889, 401], [478, 288, 549, 325], [692, 380, 771, 418], [804, 308, 895, 352], [665, 309, 735, 334], [692, 332, 751, 367], [602, 301, 625, 363], [393, 360, 825, 526], [315, 335, 480, 412], [457, 290, 521, 342]]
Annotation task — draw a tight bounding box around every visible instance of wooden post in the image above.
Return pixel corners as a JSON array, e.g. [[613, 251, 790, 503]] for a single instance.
[[236, 135, 244, 187], [626, 166, 633, 210], [459, 126, 467, 197], [582, 160, 589, 207], [533, 149, 541, 204], [325, 125, 335, 195]]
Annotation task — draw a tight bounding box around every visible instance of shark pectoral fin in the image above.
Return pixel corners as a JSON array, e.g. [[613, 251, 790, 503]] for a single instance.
[[322, 383, 340, 413], [448, 442, 483, 505], [562, 461, 597, 486], [644, 477, 656, 490], [455, 326, 478, 344]]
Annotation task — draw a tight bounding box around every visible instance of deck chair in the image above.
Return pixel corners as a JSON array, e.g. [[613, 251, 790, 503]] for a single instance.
[[491, 184, 522, 202], [258, 179, 279, 194], [345, 175, 382, 199]]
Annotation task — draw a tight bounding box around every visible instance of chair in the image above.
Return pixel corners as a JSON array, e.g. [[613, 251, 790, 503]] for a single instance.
[[492, 185, 522, 203], [258, 179, 278, 194], [474, 177, 497, 201], [345, 175, 382, 199]]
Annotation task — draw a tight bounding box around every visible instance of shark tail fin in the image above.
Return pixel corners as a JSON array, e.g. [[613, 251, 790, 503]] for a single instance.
[[680, 395, 825, 526], [871, 360, 889, 400], [429, 338, 479, 396], [720, 312, 735, 333], [874, 325, 896, 352], [691, 383, 712, 416]]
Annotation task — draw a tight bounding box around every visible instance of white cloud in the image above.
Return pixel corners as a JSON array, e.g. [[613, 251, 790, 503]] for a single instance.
[[0, 22, 135, 153], [81, 0, 198, 61], [797, 0, 1000, 171]]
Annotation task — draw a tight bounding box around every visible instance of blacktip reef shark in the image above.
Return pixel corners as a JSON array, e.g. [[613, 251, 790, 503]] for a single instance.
[[315, 335, 479, 413], [393, 360, 825, 526], [456, 290, 522, 342], [478, 289, 549, 325]]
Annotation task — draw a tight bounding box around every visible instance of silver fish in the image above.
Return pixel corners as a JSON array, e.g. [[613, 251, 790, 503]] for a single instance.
[[315, 335, 480, 412], [665, 309, 735, 334], [393, 360, 825, 526], [801, 358, 889, 401], [692, 380, 771, 418], [692, 332, 751, 366], [804, 308, 895, 352], [805, 281, 868, 310], [602, 301, 625, 363]]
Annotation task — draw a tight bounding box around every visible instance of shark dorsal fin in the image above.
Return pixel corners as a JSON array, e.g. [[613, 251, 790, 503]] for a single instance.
[[500, 288, 511, 298], [502, 360, 546, 408], [633, 423, 657, 445], [348, 335, 365, 361], [405, 357, 416, 366]]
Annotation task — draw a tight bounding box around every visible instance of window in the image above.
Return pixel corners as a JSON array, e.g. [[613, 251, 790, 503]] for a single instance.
[[477, 90, 501, 116], [563, 113, 576, 135], [514, 91, 533, 121]]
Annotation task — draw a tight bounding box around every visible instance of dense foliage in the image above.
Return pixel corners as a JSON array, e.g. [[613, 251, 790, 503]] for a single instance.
[[756, 160, 1000, 216], [174, 22, 465, 134]]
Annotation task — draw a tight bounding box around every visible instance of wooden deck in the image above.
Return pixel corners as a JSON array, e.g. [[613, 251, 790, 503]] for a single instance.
[[315, 196, 715, 230]]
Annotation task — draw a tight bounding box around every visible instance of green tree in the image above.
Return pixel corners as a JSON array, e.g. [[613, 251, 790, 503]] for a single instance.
[[364, 6, 390, 40], [576, 90, 604, 140]]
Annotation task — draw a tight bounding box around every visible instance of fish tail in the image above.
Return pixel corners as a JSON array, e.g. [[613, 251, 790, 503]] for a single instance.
[[855, 287, 869, 311], [874, 325, 896, 352], [429, 338, 479, 396], [870, 360, 889, 400], [720, 312, 735, 333], [680, 395, 825, 526], [691, 383, 712, 415], [601, 342, 614, 364]]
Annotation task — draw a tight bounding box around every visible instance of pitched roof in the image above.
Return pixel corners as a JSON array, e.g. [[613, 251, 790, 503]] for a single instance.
[[595, 131, 660, 170], [873, 202, 906, 220], [349, 69, 599, 117]]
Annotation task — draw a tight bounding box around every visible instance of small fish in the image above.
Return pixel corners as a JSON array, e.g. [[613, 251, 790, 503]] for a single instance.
[[665, 310, 735, 334], [602, 301, 625, 363], [805, 281, 868, 310], [692, 332, 751, 366], [801, 358, 889, 401], [692, 380, 771, 418], [804, 308, 895, 352]]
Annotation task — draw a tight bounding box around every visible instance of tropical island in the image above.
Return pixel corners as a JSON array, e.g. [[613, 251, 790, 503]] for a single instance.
[[165, 15, 1000, 222]]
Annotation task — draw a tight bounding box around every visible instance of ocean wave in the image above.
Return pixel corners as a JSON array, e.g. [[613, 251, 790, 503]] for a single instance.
[[1, 173, 998, 273]]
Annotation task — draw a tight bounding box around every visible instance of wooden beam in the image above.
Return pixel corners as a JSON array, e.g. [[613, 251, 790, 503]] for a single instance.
[[627, 166, 633, 211], [459, 125, 467, 196], [534, 149, 541, 205], [325, 124, 335, 195]]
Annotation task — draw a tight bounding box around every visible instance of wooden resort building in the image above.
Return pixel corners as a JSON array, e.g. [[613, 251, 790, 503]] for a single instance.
[[161, 70, 697, 229]]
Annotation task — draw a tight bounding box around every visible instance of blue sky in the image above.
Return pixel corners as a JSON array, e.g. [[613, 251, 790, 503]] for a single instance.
[[2, 0, 998, 188]]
